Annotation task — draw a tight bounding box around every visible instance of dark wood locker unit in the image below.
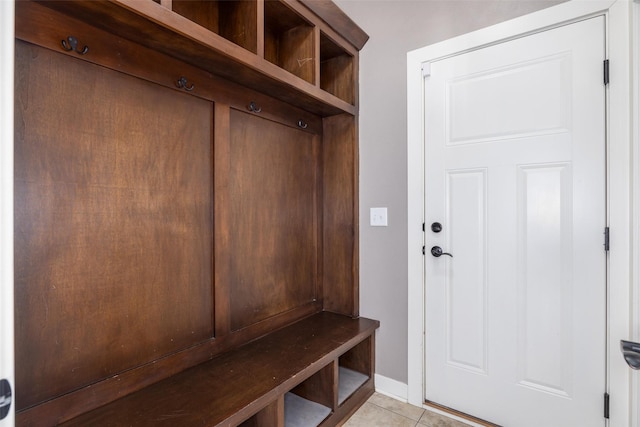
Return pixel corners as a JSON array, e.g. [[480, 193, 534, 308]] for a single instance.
[[13, 0, 378, 426]]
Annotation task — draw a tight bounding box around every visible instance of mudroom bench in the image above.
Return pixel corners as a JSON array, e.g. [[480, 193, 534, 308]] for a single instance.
[[59, 312, 378, 427], [14, 0, 374, 426]]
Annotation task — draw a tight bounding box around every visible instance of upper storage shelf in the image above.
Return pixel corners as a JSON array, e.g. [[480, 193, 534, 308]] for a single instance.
[[36, 0, 368, 117], [320, 31, 355, 105], [171, 0, 259, 54], [264, 1, 315, 85]]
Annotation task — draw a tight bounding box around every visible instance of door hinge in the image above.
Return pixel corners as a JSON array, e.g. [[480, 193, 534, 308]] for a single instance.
[[604, 227, 610, 252], [422, 245, 425, 255], [604, 59, 610, 85], [422, 222, 425, 232], [604, 392, 610, 419], [422, 62, 431, 78]]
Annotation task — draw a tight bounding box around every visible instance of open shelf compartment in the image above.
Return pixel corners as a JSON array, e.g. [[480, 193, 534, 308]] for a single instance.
[[238, 397, 283, 427], [338, 336, 372, 405], [285, 393, 331, 427], [264, 0, 315, 84], [171, 0, 258, 53], [284, 362, 334, 427], [320, 31, 355, 105]]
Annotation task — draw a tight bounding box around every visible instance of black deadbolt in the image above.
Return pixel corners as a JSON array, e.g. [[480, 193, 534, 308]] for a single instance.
[[431, 222, 442, 233]]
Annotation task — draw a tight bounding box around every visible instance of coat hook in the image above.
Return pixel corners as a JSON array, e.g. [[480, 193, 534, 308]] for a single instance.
[[248, 101, 262, 113], [176, 76, 195, 91], [61, 36, 89, 55], [297, 119, 308, 129]]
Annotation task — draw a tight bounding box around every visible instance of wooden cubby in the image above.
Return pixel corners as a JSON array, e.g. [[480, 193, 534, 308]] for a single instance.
[[13, 0, 374, 426], [320, 31, 355, 105], [264, 0, 315, 84], [171, 0, 258, 53], [338, 337, 373, 405], [285, 363, 334, 427], [29, 0, 363, 113], [238, 398, 284, 427], [285, 393, 331, 427]]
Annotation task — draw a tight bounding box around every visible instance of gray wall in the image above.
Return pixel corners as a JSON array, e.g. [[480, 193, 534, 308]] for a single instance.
[[333, 0, 564, 388]]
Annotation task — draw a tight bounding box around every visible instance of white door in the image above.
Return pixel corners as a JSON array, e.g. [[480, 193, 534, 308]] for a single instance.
[[424, 16, 606, 427], [0, 1, 14, 425]]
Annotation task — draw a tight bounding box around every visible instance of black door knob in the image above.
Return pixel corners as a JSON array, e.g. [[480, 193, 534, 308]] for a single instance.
[[621, 340, 640, 370], [431, 246, 453, 257], [0, 378, 11, 420], [431, 222, 442, 233]]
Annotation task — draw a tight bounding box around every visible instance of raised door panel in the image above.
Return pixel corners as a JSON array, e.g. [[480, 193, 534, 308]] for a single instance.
[[445, 169, 487, 374], [516, 164, 573, 396], [14, 42, 214, 409], [228, 109, 320, 331]]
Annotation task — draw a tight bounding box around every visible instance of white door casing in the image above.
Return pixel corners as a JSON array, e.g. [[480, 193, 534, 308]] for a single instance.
[[631, 2, 640, 426], [0, 0, 15, 425], [423, 16, 605, 426], [408, 1, 633, 425]]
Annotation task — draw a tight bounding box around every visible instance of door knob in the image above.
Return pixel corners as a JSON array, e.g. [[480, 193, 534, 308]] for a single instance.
[[431, 246, 453, 257], [0, 378, 11, 420], [621, 340, 640, 370]]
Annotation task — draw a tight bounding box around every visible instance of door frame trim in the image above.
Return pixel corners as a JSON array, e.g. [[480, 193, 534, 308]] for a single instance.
[[407, 1, 633, 425], [631, 1, 640, 425], [0, 1, 15, 426]]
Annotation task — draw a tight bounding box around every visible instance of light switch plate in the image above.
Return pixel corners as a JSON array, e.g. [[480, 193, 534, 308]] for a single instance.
[[370, 207, 388, 227]]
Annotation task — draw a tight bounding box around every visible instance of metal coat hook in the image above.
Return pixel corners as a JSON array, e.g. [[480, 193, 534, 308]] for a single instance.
[[248, 101, 262, 113], [176, 76, 195, 91], [61, 36, 89, 55], [297, 119, 308, 129]]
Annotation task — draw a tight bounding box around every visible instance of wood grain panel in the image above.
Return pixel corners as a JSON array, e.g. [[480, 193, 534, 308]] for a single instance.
[[278, 25, 315, 84], [172, 0, 258, 54], [219, 0, 258, 54], [322, 114, 358, 315], [321, 54, 354, 105], [339, 336, 372, 376], [228, 109, 319, 331], [238, 396, 284, 427], [264, 1, 315, 84], [171, 0, 220, 34], [14, 42, 213, 409], [290, 361, 336, 409]]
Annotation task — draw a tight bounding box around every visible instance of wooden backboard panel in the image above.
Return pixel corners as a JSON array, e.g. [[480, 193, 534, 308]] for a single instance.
[[228, 109, 319, 331], [322, 114, 357, 315], [14, 42, 213, 409]]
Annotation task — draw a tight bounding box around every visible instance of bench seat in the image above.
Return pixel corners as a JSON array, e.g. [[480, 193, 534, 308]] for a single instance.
[[60, 312, 379, 427]]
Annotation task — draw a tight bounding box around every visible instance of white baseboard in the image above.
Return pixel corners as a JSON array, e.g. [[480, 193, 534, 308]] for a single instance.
[[374, 374, 408, 402]]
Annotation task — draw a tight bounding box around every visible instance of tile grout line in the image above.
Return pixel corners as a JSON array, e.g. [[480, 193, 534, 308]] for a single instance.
[[365, 400, 426, 426]]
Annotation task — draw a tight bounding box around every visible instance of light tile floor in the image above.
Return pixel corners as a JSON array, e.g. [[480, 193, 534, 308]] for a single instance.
[[344, 393, 472, 427]]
